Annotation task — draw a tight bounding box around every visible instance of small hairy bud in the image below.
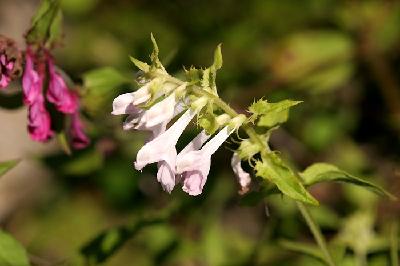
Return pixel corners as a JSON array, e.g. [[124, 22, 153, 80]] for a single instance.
[[0, 35, 22, 89]]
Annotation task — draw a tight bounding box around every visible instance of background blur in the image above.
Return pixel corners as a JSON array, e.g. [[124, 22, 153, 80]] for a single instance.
[[0, 0, 400, 265]]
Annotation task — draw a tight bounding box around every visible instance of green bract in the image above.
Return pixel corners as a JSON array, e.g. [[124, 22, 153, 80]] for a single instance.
[[249, 99, 302, 128]]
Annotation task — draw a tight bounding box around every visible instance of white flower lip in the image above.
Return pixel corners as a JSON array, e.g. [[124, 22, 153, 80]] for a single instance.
[[231, 153, 251, 193]]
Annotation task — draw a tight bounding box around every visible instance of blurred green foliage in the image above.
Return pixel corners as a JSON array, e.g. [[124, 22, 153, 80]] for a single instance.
[[1, 0, 400, 265]]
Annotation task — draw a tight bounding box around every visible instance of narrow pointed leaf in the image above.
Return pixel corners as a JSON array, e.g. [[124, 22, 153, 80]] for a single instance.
[[0, 159, 20, 177], [0, 230, 29, 266], [129, 56, 150, 72], [300, 163, 396, 199]]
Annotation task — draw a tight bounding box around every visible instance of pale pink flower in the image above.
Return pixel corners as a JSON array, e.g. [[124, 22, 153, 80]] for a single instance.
[[231, 153, 251, 194], [123, 92, 177, 131], [27, 94, 53, 142], [176, 126, 233, 196], [22, 49, 41, 105], [70, 111, 90, 149], [47, 57, 78, 113], [135, 109, 196, 192], [111, 84, 152, 115]]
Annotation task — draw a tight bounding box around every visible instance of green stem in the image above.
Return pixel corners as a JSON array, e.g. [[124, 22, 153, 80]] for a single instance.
[[391, 221, 399, 266], [163, 74, 335, 266], [297, 202, 336, 266]]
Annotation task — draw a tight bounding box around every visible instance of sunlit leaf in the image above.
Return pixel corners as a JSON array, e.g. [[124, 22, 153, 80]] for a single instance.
[[0, 230, 29, 266], [0, 159, 20, 177], [249, 99, 301, 128], [300, 163, 395, 199], [25, 0, 62, 46], [254, 153, 318, 205]]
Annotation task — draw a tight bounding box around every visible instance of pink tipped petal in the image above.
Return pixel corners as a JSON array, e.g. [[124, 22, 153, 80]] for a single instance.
[[47, 59, 78, 114], [22, 51, 41, 104], [70, 112, 90, 149], [27, 95, 53, 142], [156, 149, 177, 193], [0, 74, 10, 88], [134, 109, 195, 170], [176, 126, 233, 196], [231, 153, 251, 194], [112, 92, 140, 115], [6, 61, 14, 71]]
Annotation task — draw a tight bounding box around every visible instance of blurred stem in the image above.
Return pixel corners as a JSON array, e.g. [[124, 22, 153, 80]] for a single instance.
[[391, 221, 399, 266], [297, 202, 336, 266], [361, 43, 400, 132], [355, 251, 367, 266], [162, 74, 335, 266]]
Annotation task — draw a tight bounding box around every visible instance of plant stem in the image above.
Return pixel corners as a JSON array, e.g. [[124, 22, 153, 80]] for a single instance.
[[391, 221, 399, 266], [297, 202, 336, 266], [163, 74, 336, 266]]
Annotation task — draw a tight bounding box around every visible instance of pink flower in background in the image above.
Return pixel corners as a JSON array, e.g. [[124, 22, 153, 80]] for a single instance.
[[22, 49, 42, 105], [0, 35, 21, 89], [27, 94, 53, 142], [47, 57, 78, 114], [231, 153, 251, 194], [176, 126, 233, 195], [0, 54, 13, 88], [70, 111, 90, 149]]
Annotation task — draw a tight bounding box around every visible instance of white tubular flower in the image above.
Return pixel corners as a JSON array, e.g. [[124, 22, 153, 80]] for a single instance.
[[111, 83, 152, 115], [231, 153, 251, 194], [134, 109, 197, 192], [123, 92, 177, 131], [176, 126, 234, 196]]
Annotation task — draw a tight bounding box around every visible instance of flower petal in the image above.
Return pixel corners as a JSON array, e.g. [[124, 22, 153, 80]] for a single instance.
[[47, 60, 78, 114], [134, 109, 195, 170], [22, 50, 41, 104], [231, 153, 251, 194]]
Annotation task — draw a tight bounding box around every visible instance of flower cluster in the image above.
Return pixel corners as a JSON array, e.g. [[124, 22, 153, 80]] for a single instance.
[[112, 75, 250, 195], [22, 47, 89, 148], [0, 35, 22, 89]]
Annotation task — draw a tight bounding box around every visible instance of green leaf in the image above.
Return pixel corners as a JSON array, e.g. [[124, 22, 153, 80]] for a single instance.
[[0, 159, 20, 177], [82, 67, 130, 116], [149, 33, 165, 71], [249, 99, 302, 127], [300, 163, 396, 199], [237, 139, 261, 160], [129, 56, 150, 72], [25, 0, 62, 46], [81, 217, 164, 264], [0, 230, 29, 266], [212, 44, 223, 70], [57, 132, 72, 156], [279, 239, 325, 262], [47, 9, 63, 46], [254, 153, 318, 205]]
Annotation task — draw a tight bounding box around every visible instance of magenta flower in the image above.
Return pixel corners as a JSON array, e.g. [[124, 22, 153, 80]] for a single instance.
[[176, 126, 233, 195], [27, 94, 53, 142], [22, 49, 42, 105], [70, 111, 90, 149], [0, 54, 13, 89], [231, 153, 251, 194], [47, 57, 78, 113]]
